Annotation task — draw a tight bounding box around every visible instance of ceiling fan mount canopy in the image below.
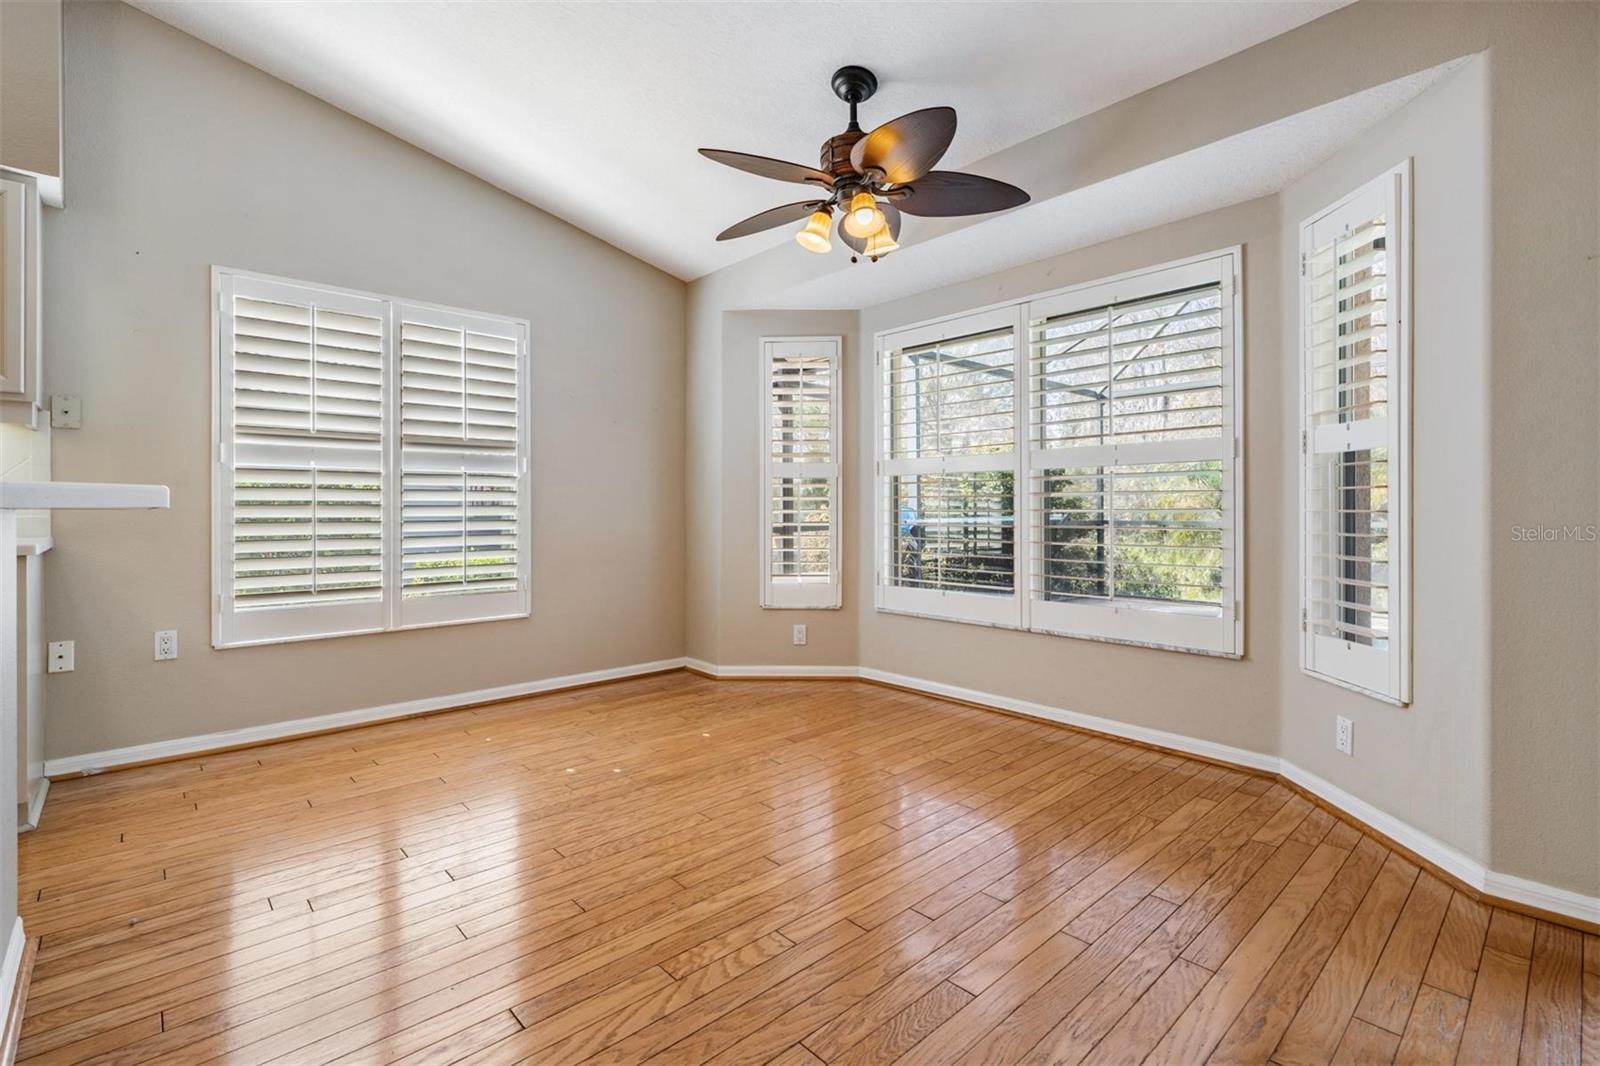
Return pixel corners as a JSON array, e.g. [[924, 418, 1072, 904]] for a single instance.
[[700, 64, 1029, 260], [830, 65, 879, 107]]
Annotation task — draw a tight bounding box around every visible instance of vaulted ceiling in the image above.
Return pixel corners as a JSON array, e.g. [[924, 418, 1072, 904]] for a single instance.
[[127, 1, 1346, 280]]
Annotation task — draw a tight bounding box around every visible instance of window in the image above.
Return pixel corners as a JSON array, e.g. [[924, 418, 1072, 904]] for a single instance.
[[1299, 163, 1410, 703], [875, 251, 1243, 655], [760, 337, 841, 608], [878, 309, 1020, 627], [212, 269, 529, 647]]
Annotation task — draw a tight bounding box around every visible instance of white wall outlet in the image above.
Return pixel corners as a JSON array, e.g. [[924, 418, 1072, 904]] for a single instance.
[[1335, 715, 1354, 756], [154, 629, 178, 661], [47, 640, 75, 673], [792, 624, 807, 646], [49, 394, 81, 429]]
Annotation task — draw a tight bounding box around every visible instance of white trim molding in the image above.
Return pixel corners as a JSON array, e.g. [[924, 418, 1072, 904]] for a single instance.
[[43, 658, 687, 778], [857, 667, 1279, 774], [683, 658, 857, 679]]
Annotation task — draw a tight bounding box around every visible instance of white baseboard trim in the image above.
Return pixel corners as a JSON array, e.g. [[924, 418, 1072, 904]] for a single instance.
[[42, 657, 689, 778], [858, 667, 1281, 775], [703, 661, 1600, 928], [1275, 761, 1483, 890], [684, 658, 858, 679], [16, 778, 48, 833]]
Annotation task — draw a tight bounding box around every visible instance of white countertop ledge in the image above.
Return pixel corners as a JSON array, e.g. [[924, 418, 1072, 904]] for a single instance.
[[16, 536, 52, 556], [0, 481, 170, 510]]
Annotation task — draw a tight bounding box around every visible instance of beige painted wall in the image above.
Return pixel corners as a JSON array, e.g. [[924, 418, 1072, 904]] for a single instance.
[[713, 310, 859, 668], [856, 200, 1284, 758], [0, 0, 63, 180], [1278, 57, 1494, 869], [42, 2, 686, 759]]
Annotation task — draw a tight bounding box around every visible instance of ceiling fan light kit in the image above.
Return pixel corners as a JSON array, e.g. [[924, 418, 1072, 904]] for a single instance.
[[702, 65, 1030, 263]]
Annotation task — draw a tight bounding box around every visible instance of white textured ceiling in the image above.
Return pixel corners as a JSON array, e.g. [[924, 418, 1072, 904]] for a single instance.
[[127, 0, 1345, 280]]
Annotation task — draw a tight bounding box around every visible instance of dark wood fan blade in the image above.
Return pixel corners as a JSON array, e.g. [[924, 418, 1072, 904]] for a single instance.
[[838, 201, 902, 254], [849, 107, 956, 184], [894, 171, 1029, 217], [699, 149, 835, 188], [716, 200, 827, 241]]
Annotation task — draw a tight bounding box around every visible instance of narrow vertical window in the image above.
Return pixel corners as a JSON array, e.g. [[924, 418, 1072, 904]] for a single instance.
[[761, 337, 841, 609], [1300, 163, 1411, 702]]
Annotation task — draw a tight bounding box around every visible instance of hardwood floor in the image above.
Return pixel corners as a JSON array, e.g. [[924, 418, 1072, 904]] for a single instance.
[[14, 673, 1594, 1065]]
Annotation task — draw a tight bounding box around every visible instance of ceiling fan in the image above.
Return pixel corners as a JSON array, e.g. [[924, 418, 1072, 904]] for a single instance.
[[700, 65, 1030, 262]]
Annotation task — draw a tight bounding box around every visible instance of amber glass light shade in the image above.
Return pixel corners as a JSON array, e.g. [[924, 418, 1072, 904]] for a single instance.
[[864, 226, 900, 258], [795, 210, 833, 254], [842, 191, 887, 239]]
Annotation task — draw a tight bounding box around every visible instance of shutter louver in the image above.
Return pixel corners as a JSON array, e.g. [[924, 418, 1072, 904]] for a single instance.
[[1300, 164, 1410, 703], [400, 322, 519, 448], [887, 472, 1014, 594], [232, 464, 383, 606], [762, 339, 841, 608], [1032, 284, 1223, 449], [233, 297, 383, 440]]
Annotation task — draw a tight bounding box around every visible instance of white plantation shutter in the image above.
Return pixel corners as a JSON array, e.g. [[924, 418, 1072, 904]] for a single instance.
[[397, 304, 528, 628], [1025, 257, 1240, 655], [873, 251, 1242, 654], [878, 308, 1021, 627], [217, 274, 389, 645], [214, 269, 530, 647], [760, 337, 840, 609], [1300, 164, 1410, 703]]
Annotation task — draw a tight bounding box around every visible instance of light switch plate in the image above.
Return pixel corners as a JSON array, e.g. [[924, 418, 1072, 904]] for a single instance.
[[49, 394, 81, 429], [47, 640, 74, 673]]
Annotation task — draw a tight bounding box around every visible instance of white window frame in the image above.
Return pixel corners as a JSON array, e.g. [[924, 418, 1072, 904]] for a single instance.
[[759, 335, 842, 610], [211, 266, 531, 648], [873, 249, 1244, 656], [1297, 162, 1412, 704]]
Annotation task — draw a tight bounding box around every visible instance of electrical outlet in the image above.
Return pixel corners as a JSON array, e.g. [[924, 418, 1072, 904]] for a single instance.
[[47, 640, 75, 673], [1335, 715, 1353, 756], [49, 394, 82, 429], [792, 624, 807, 646], [154, 629, 178, 661]]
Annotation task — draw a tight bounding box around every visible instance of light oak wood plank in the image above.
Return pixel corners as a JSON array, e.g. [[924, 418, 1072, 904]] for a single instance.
[[1422, 893, 1492, 1000], [1457, 946, 1531, 1065], [1393, 984, 1468, 1065]]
